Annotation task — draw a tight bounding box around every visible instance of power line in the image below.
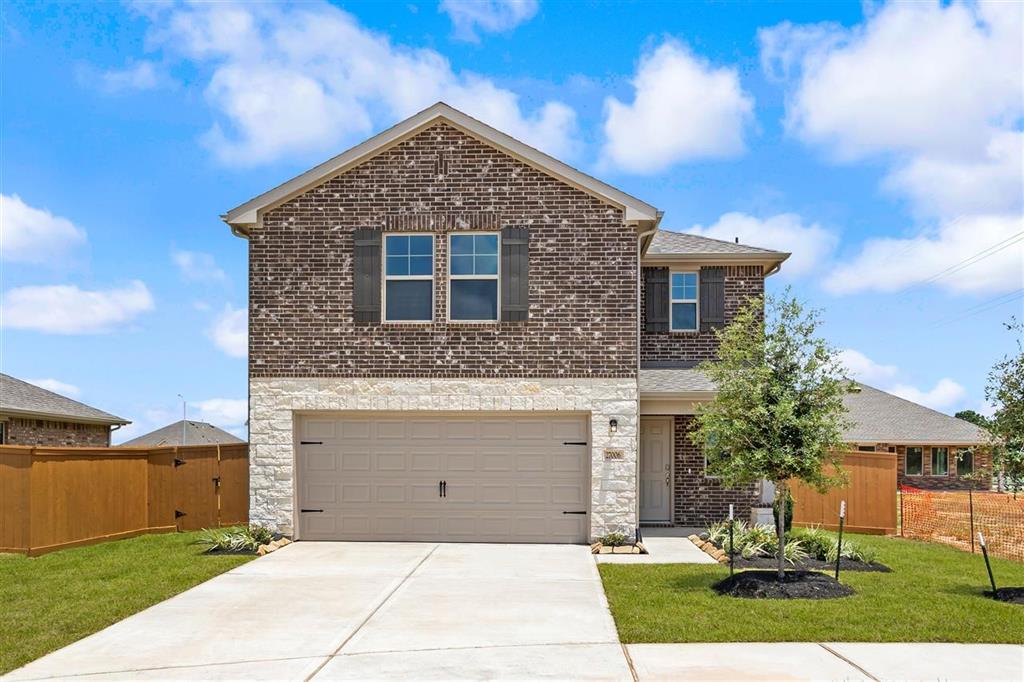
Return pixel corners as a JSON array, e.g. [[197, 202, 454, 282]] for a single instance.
[[901, 230, 1024, 297], [932, 288, 1024, 328]]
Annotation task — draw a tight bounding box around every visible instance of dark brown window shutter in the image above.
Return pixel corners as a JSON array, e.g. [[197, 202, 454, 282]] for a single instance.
[[352, 228, 381, 324], [500, 227, 529, 321], [644, 268, 669, 333], [700, 266, 726, 331]]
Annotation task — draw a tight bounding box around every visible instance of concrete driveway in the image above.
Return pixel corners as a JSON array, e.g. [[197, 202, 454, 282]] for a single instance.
[[8, 542, 632, 681]]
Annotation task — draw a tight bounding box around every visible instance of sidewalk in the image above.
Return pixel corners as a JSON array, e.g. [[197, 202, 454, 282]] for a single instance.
[[625, 643, 1024, 681]]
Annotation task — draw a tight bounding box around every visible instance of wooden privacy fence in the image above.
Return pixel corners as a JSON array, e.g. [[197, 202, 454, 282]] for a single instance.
[[791, 450, 897, 535], [0, 443, 248, 556]]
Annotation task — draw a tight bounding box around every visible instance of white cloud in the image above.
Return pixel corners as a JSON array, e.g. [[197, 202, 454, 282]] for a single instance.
[[601, 40, 753, 173], [171, 249, 227, 283], [193, 398, 248, 428], [889, 378, 967, 413], [686, 212, 837, 277], [135, 1, 578, 165], [25, 378, 82, 399], [209, 304, 247, 358], [838, 349, 898, 385], [439, 0, 538, 42], [824, 214, 1024, 295], [0, 194, 87, 265], [1, 281, 155, 334], [96, 60, 160, 93]]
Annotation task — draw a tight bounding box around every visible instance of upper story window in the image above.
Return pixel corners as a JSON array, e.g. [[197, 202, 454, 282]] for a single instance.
[[449, 233, 499, 321], [384, 234, 434, 322], [670, 272, 698, 331]]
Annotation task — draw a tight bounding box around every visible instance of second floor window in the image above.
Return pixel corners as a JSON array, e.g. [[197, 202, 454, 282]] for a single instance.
[[670, 272, 698, 331], [449, 233, 499, 321], [384, 234, 434, 321]]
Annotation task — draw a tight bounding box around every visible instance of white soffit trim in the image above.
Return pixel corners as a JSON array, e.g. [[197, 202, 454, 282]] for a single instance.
[[222, 102, 660, 234]]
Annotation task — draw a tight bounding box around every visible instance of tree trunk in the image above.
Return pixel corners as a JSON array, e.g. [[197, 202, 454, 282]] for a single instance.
[[775, 480, 787, 580]]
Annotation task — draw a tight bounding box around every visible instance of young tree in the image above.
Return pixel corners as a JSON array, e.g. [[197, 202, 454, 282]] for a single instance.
[[986, 319, 1024, 493], [692, 290, 852, 579]]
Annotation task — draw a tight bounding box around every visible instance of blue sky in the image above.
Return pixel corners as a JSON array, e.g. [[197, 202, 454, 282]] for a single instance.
[[2, 0, 1021, 442]]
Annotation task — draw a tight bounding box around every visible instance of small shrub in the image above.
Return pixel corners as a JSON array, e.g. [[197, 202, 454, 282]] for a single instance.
[[599, 532, 628, 547], [789, 525, 834, 560], [783, 539, 809, 565], [740, 541, 767, 559], [193, 525, 274, 554]]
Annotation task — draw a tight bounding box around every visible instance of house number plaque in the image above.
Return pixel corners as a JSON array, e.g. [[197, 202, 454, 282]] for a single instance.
[[604, 449, 625, 460]]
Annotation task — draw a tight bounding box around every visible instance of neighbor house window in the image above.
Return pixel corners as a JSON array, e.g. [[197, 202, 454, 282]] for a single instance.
[[0, 422, 6, 444], [905, 447, 923, 476], [384, 234, 434, 321], [449, 233, 499, 321], [670, 272, 698, 331], [858, 445, 876, 452], [931, 447, 949, 476], [956, 448, 974, 477]]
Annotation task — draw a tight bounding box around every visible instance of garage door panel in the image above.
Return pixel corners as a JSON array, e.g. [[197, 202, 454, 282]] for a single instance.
[[297, 413, 589, 543], [303, 419, 337, 440]]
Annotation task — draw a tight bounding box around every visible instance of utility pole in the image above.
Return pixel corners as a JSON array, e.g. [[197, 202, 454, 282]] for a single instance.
[[177, 394, 186, 446]]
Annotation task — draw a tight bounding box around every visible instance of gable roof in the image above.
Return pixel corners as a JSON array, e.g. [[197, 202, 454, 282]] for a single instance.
[[642, 230, 791, 272], [638, 372, 989, 445], [119, 420, 245, 447], [0, 373, 129, 425], [223, 102, 661, 235]]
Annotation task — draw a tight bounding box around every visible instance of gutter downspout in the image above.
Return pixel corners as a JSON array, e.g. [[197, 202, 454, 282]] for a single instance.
[[634, 216, 661, 540]]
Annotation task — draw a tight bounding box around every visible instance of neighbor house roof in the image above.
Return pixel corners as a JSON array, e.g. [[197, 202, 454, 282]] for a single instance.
[[119, 420, 245, 447], [223, 102, 661, 235], [639, 372, 989, 446], [0, 373, 129, 425], [642, 230, 790, 272]]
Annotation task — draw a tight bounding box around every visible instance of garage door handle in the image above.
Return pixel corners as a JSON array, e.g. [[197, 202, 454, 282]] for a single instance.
[[300, 441, 323, 445], [300, 508, 324, 513], [563, 511, 587, 515]]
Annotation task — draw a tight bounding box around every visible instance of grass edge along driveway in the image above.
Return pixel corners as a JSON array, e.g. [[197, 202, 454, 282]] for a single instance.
[[600, 533, 1024, 644], [0, 531, 254, 674]]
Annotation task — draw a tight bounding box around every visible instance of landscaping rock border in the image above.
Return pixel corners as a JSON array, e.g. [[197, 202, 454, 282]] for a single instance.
[[591, 542, 648, 555], [257, 537, 293, 556]]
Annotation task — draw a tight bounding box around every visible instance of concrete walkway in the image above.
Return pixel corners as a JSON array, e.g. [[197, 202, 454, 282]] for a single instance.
[[595, 528, 716, 564], [7, 542, 1023, 681]]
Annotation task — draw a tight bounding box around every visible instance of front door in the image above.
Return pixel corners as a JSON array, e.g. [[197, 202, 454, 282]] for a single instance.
[[639, 417, 672, 523]]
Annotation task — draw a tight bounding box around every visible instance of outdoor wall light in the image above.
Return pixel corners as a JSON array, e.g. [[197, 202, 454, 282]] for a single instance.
[[609, 418, 618, 434]]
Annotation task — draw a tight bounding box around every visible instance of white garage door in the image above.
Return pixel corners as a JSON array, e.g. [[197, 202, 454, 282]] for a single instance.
[[296, 413, 590, 543]]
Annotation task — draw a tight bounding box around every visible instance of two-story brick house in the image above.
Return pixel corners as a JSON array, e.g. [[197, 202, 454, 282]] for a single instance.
[[223, 102, 790, 543]]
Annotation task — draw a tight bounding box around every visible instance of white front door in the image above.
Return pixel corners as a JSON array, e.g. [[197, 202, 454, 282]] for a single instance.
[[639, 417, 672, 522]]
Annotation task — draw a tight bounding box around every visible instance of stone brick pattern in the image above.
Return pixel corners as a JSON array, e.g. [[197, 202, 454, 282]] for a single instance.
[[640, 265, 764, 364], [250, 377, 638, 541], [250, 122, 637, 379], [672, 415, 757, 526], [2, 416, 110, 447], [889, 443, 992, 490]]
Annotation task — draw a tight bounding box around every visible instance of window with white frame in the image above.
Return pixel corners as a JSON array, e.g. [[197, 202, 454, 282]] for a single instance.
[[384, 234, 434, 321], [670, 272, 698, 331], [449, 233, 499, 321]]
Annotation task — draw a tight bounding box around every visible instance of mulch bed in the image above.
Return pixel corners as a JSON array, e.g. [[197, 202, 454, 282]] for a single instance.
[[729, 556, 891, 573], [714, 570, 855, 600], [987, 587, 1024, 605]]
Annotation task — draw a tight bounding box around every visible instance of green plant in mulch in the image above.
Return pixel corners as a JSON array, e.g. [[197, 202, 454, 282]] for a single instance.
[[705, 522, 879, 566], [192, 525, 274, 554], [598, 532, 629, 547]]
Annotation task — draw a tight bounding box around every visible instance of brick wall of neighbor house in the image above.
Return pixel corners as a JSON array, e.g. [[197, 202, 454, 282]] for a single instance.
[[250, 122, 638, 379], [640, 265, 764, 364], [2, 416, 111, 447], [886, 444, 992, 490], [672, 415, 757, 526]]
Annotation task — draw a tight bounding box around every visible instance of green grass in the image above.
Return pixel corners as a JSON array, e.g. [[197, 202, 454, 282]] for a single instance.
[[600, 533, 1024, 643], [0, 531, 254, 674]]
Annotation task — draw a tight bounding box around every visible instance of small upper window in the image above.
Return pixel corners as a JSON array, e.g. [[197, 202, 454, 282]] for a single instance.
[[905, 447, 923, 476], [384, 234, 434, 321], [670, 272, 698, 331], [931, 447, 949, 476], [858, 445, 876, 452], [956, 448, 973, 477], [449, 233, 499, 321]]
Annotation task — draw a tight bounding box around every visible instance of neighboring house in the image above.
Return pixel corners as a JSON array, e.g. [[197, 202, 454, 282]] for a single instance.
[[222, 102, 967, 544], [0, 373, 129, 447], [843, 383, 991, 490], [119, 420, 245, 447]]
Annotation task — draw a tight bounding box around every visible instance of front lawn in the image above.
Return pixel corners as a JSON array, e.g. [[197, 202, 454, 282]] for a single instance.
[[600, 533, 1024, 643], [0, 531, 254, 674]]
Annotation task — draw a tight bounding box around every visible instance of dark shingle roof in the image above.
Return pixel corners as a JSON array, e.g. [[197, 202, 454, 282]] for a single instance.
[[119, 420, 245, 447], [0, 373, 128, 425], [646, 230, 789, 257], [639, 371, 989, 445]]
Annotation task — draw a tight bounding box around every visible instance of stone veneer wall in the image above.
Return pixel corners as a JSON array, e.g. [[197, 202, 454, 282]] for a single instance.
[[673, 415, 758, 526], [250, 377, 638, 541], [2, 416, 111, 447]]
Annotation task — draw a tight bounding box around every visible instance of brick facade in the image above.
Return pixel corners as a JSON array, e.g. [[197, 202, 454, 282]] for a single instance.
[[887, 443, 992, 490], [640, 265, 763, 364], [251, 122, 637, 379], [672, 415, 758, 526], [1, 416, 111, 447]]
